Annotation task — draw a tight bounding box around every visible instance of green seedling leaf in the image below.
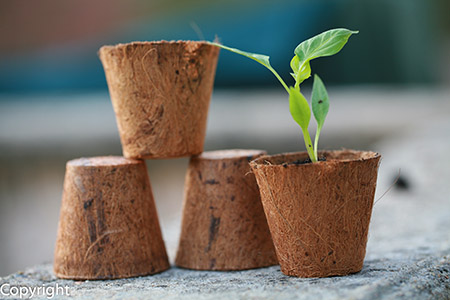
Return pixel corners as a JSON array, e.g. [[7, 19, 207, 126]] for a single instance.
[[211, 43, 271, 69], [290, 56, 300, 75], [210, 42, 289, 93], [290, 72, 296, 80], [290, 56, 311, 85], [289, 87, 310, 131], [297, 61, 311, 85], [294, 28, 358, 64], [311, 74, 329, 129], [289, 87, 316, 162], [311, 74, 329, 159]]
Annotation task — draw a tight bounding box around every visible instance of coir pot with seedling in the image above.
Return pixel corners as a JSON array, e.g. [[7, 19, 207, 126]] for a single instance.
[[212, 29, 381, 278]]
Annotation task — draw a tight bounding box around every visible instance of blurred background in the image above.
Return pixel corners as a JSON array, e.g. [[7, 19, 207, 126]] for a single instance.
[[1, 0, 449, 276]]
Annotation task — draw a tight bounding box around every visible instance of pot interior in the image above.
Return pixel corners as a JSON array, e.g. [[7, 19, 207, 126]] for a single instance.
[[251, 150, 380, 166]]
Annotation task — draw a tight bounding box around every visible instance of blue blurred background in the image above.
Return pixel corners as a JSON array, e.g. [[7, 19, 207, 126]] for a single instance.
[[0, 0, 448, 94], [0, 0, 449, 277]]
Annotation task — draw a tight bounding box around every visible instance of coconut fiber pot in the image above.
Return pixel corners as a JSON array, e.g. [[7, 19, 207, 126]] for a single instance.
[[250, 150, 381, 278], [54, 156, 169, 280], [99, 41, 219, 159], [176, 149, 278, 270]]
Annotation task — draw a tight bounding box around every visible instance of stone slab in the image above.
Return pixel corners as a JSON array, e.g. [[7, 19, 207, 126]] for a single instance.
[[0, 255, 448, 300]]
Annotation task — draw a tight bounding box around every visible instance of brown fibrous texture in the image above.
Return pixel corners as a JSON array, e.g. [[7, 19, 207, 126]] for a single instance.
[[98, 41, 220, 159], [250, 150, 381, 278], [176, 149, 278, 270], [54, 156, 170, 280]]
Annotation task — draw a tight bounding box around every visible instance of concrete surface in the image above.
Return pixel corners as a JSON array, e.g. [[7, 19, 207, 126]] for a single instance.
[[0, 254, 448, 300]]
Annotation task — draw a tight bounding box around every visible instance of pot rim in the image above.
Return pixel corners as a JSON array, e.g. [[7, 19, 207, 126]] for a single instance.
[[67, 156, 142, 168], [250, 149, 381, 169], [193, 149, 267, 162], [99, 40, 217, 51]]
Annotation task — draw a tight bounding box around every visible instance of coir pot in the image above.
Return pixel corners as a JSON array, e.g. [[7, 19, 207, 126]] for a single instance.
[[99, 41, 219, 159], [250, 150, 381, 278]]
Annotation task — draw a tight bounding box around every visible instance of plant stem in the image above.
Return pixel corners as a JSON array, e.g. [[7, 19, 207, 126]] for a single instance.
[[314, 125, 322, 160], [268, 66, 290, 94], [302, 128, 317, 162]]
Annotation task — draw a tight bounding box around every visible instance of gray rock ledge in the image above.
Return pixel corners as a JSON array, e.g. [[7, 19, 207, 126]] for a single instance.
[[0, 254, 449, 300]]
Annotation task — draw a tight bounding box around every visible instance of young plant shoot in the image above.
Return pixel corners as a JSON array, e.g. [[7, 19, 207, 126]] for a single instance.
[[211, 28, 358, 162]]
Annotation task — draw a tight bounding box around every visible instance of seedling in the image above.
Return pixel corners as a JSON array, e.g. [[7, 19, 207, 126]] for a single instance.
[[211, 28, 358, 162]]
